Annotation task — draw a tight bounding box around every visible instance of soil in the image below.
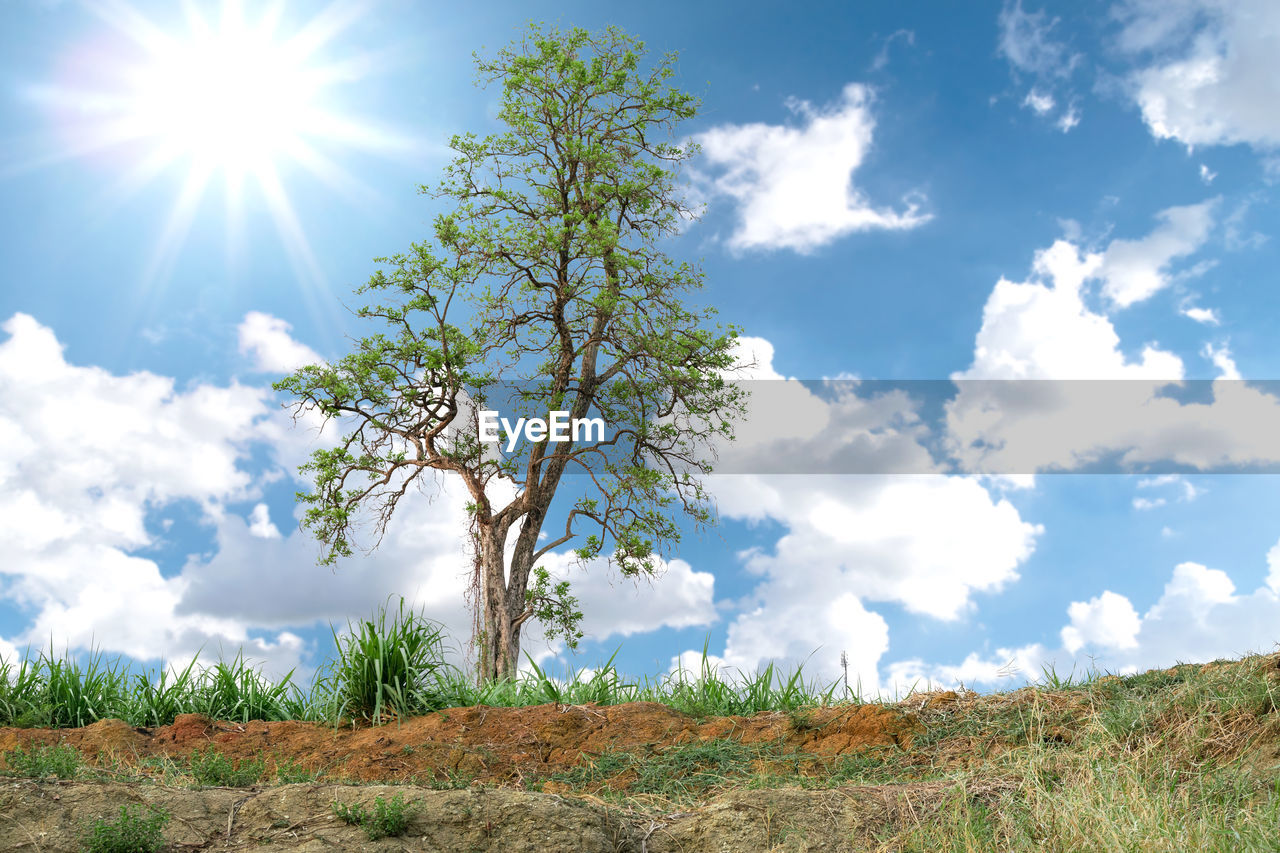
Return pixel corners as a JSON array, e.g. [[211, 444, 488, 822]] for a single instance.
[[0, 701, 922, 852]]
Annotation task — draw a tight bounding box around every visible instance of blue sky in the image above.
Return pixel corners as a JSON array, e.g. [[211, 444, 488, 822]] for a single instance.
[[2, 0, 1280, 695]]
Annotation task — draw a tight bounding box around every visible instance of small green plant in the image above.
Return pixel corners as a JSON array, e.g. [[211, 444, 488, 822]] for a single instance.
[[273, 756, 323, 784], [331, 792, 416, 840], [2, 741, 81, 779], [187, 748, 265, 787], [81, 804, 170, 853]]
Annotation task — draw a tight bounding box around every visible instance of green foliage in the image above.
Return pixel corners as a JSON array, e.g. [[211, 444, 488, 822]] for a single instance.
[[524, 566, 584, 650], [315, 596, 456, 724], [2, 741, 81, 779], [81, 804, 170, 853], [331, 792, 416, 840], [187, 748, 265, 788]]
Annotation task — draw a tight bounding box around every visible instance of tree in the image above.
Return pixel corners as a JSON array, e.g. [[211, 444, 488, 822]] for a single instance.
[[274, 23, 747, 685]]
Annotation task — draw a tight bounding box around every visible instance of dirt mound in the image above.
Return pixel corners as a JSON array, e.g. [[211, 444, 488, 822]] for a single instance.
[[0, 701, 918, 789]]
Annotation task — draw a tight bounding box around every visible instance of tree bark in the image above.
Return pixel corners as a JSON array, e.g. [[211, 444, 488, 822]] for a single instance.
[[477, 525, 521, 684]]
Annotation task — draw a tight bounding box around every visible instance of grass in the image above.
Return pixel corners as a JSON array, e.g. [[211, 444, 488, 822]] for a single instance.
[[80, 804, 170, 853], [331, 792, 417, 840], [0, 604, 857, 731], [186, 748, 266, 788], [2, 741, 82, 779]]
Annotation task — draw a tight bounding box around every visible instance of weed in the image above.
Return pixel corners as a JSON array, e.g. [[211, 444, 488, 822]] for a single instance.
[[2, 741, 82, 779], [331, 792, 416, 840], [187, 748, 265, 787], [81, 804, 170, 853]]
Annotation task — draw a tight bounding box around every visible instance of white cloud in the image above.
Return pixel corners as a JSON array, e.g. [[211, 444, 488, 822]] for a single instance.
[[694, 83, 929, 253], [954, 238, 1183, 380], [1137, 474, 1200, 502], [999, 2, 1083, 130], [0, 313, 311, 676], [670, 338, 1042, 693], [1061, 590, 1141, 653], [894, 547, 1280, 692], [1097, 200, 1217, 308], [1181, 305, 1221, 325], [998, 1, 1079, 77], [1267, 540, 1280, 593], [947, 228, 1280, 475], [1023, 90, 1056, 115], [1202, 342, 1242, 379], [1118, 0, 1280, 150], [238, 311, 324, 374], [1199, 163, 1217, 184], [536, 553, 718, 646], [1133, 496, 1166, 511], [247, 503, 281, 539], [1055, 104, 1081, 132]]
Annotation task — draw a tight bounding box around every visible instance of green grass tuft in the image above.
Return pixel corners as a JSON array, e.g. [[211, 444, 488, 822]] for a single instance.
[[2, 741, 82, 779], [331, 792, 416, 839], [186, 748, 266, 788], [80, 804, 169, 853]]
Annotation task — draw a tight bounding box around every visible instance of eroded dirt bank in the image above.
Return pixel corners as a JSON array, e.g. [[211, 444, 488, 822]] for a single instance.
[[0, 701, 922, 851], [0, 701, 919, 788]]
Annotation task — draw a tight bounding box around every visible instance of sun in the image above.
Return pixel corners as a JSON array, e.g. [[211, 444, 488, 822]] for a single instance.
[[129, 10, 318, 174], [28, 0, 409, 287]]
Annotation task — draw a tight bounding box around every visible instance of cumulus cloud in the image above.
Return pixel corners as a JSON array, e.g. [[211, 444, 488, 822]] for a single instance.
[[889, 545, 1280, 693], [238, 311, 324, 374], [668, 338, 1042, 694], [1061, 590, 1141, 653], [1023, 90, 1056, 115], [694, 83, 929, 253], [246, 503, 281, 539], [1117, 0, 1280, 150], [954, 238, 1184, 380], [946, 222, 1280, 475]]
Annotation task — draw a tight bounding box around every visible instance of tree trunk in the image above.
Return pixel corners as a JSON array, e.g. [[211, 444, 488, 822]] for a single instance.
[[476, 525, 521, 685]]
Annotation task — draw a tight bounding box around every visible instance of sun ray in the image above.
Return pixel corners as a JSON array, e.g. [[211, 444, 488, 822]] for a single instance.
[[144, 160, 216, 289], [25, 0, 413, 294], [279, 137, 382, 211], [254, 161, 326, 291]]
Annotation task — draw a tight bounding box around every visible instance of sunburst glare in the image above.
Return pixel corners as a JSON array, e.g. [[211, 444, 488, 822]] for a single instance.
[[25, 0, 412, 289]]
